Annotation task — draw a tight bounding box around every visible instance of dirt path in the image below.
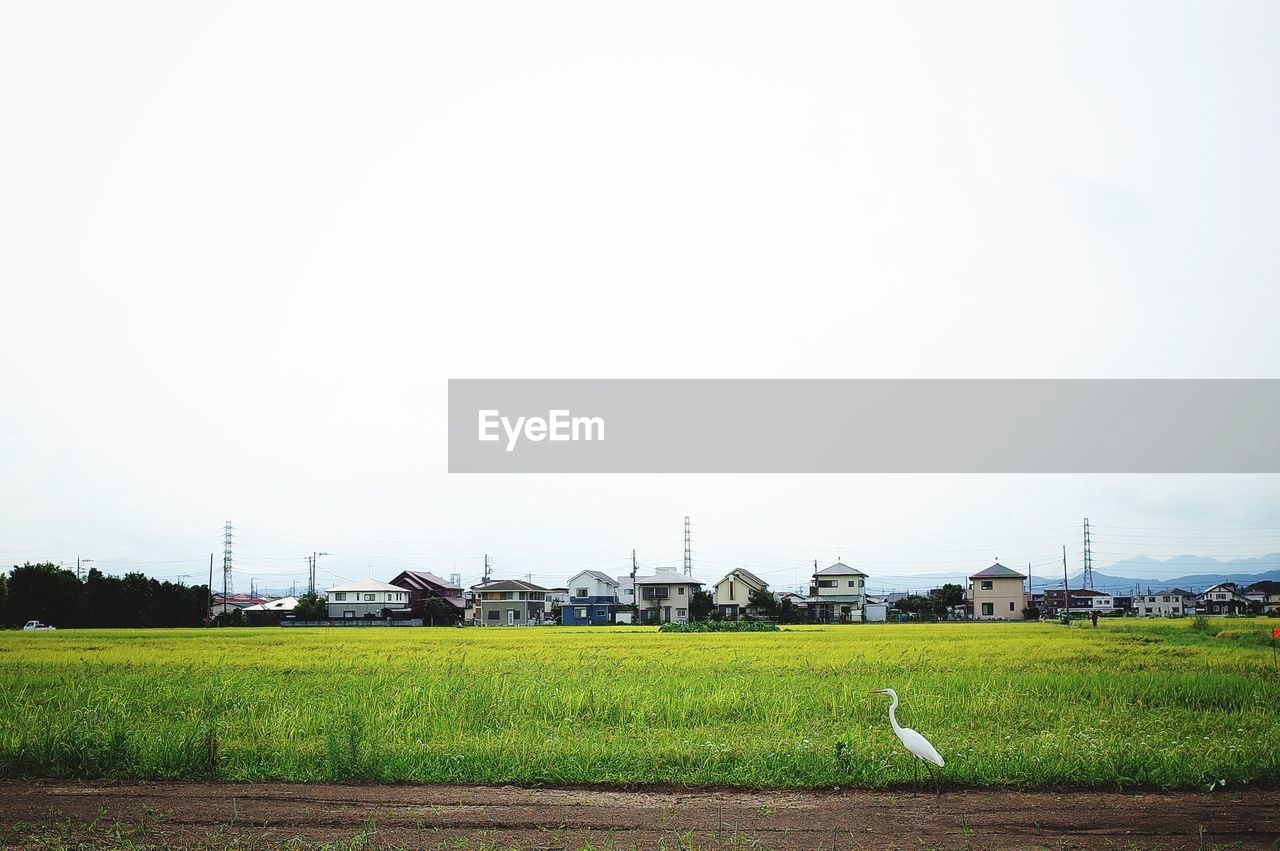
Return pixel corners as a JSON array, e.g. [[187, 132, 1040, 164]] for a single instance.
[[1, 781, 1277, 850]]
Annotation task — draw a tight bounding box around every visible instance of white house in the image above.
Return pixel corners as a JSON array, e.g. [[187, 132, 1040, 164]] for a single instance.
[[1197, 582, 1248, 615], [634, 570, 703, 624], [326, 579, 412, 619], [712, 568, 768, 618], [563, 570, 623, 625], [1134, 588, 1194, 617]]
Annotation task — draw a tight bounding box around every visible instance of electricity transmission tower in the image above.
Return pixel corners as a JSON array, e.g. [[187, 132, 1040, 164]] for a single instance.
[[222, 521, 233, 597], [1082, 517, 1094, 590], [683, 516, 692, 577]]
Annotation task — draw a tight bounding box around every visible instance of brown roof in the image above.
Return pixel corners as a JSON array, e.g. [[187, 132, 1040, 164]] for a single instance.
[[391, 570, 462, 592]]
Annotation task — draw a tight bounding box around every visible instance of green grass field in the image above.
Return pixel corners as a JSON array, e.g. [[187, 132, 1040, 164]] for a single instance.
[[1, 619, 1277, 789]]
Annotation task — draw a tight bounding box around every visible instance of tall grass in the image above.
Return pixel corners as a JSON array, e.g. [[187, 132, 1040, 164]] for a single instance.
[[0, 620, 1276, 787]]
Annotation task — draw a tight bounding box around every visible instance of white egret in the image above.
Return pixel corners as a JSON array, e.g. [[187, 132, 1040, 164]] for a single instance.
[[869, 688, 943, 792]]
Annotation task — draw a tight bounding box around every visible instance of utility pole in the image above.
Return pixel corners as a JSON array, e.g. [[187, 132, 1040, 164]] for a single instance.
[[223, 521, 233, 597], [208, 553, 214, 620], [683, 516, 692, 577], [631, 548, 638, 589], [306, 552, 329, 596], [483, 553, 491, 585], [1028, 561, 1033, 598], [1082, 517, 1094, 590], [1062, 545, 1069, 616]]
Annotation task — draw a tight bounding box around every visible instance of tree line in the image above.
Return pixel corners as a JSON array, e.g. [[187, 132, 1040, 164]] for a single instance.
[[0, 562, 210, 628]]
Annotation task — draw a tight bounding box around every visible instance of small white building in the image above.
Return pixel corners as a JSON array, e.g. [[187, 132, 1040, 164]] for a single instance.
[[326, 579, 411, 619]]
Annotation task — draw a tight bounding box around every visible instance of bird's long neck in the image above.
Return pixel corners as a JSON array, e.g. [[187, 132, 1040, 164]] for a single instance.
[[887, 692, 902, 734]]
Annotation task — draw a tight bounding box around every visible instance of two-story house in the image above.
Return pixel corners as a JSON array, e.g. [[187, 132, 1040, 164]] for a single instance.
[[712, 568, 768, 619], [968, 562, 1028, 620], [389, 570, 468, 623], [809, 562, 867, 623], [634, 571, 703, 624], [471, 579, 548, 625], [1197, 582, 1248, 615], [326, 579, 412, 619], [1134, 588, 1194, 617], [1040, 588, 1115, 616], [562, 570, 623, 625]]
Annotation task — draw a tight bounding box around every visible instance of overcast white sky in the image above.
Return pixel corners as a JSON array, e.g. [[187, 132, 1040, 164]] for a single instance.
[[3, 1, 1279, 593]]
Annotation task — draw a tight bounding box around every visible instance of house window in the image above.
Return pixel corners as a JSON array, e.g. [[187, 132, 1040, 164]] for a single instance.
[[501, 592, 513, 600], [981, 581, 993, 591], [334, 592, 346, 601], [343, 610, 355, 618], [1009, 601, 1016, 611], [818, 579, 836, 588], [981, 602, 994, 616], [364, 594, 375, 602], [576, 588, 588, 597], [678, 586, 685, 595], [848, 580, 856, 587], [677, 608, 687, 617], [487, 610, 499, 620], [729, 581, 735, 600], [595, 609, 605, 616], [575, 607, 587, 619]]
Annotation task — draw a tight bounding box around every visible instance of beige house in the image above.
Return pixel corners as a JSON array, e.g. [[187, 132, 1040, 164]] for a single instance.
[[968, 562, 1028, 620], [713, 568, 768, 619], [635, 571, 703, 624], [809, 562, 867, 623]]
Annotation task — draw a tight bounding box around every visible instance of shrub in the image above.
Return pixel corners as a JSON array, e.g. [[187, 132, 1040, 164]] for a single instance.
[[658, 620, 780, 633]]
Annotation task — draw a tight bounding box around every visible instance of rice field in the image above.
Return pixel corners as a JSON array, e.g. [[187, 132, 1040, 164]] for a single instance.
[[1, 619, 1277, 788]]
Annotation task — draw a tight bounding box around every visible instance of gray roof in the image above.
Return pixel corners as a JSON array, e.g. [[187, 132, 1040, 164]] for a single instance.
[[722, 568, 768, 587], [575, 570, 618, 586], [469, 579, 548, 592], [969, 562, 1026, 580], [815, 562, 867, 576], [634, 571, 704, 586]]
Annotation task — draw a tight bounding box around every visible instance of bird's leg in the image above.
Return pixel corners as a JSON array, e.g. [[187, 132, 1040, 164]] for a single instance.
[[911, 757, 919, 797], [924, 761, 940, 797]]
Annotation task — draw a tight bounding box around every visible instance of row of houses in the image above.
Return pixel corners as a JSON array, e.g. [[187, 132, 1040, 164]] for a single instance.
[[964, 563, 1279, 620], [217, 562, 1280, 626]]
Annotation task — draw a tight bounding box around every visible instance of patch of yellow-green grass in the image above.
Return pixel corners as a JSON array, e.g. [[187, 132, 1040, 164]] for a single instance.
[[1, 619, 1276, 788]]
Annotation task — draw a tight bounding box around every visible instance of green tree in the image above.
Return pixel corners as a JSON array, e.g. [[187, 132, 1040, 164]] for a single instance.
[[4, 562, 82, 627], [293, 593, 327, 620], [747, 587, 779, 618], [690, 588, 715, 621], [422, 596, 458, 626], [893, 594, 934, 618]]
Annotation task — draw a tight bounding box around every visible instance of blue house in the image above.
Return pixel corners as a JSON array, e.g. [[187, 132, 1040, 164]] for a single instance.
[[561, 570, 623, 625]]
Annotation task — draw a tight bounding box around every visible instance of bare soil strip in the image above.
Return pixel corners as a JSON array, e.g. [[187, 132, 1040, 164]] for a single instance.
[[1, 781, 1277, 850]]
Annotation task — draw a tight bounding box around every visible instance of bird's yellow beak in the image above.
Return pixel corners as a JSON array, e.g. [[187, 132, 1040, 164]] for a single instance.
[[867, 688, 884, 694]]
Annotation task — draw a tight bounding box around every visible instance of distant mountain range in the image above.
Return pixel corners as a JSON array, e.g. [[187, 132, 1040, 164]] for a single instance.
[[1029, 553, 1280, 594]]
